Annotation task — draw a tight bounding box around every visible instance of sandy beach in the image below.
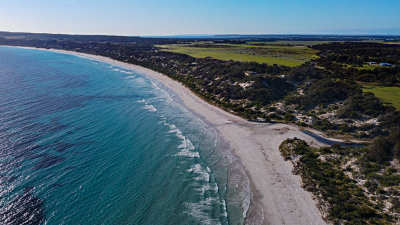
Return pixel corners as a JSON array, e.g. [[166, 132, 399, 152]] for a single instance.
[[13, 47, 328, 225]]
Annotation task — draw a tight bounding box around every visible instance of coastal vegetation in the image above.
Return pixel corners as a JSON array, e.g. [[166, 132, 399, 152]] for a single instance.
[[279, 138, 400, 224], [279, 42, 400, 140]]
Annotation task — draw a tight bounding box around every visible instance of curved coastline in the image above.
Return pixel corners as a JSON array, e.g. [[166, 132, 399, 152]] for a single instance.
[[7, 46, 329, 225]]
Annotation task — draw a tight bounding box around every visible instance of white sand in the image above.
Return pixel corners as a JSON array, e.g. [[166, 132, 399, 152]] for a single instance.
[[9, 46, 329, 225]]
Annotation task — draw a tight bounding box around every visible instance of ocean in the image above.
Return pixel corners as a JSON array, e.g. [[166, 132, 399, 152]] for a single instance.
[[0, 46, 251, 225]]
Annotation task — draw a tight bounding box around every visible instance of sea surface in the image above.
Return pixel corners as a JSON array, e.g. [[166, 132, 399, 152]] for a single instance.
[[0, 47, 251, 225]]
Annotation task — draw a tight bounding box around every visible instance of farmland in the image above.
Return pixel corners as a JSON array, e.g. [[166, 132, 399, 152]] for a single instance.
[[156, 42, 319, 67], [248, 40, 330, 46], [362, 84, 400, 110]]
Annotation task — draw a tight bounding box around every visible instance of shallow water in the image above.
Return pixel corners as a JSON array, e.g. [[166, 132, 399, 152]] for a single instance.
[[0, 47, 250, 225]]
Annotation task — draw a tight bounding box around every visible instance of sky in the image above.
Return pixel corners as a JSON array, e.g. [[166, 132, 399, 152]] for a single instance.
[[0, 0, 399, 36]]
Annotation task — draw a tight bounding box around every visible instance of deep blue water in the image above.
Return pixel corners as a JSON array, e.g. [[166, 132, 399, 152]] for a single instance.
[[0, 47, 250, 225]]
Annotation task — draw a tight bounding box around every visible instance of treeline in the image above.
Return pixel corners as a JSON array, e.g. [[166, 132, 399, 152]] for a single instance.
[[285, 78, 390, 120], [366, 110, 400, 163], [312, 42, 400, 85], [285, 77, 399, 136], [286, 78, 360, 107], [0, 31, 184, 44]]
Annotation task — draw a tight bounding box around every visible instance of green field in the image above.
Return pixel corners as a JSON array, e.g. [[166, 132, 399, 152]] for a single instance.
[[383, 42, 400, 45], [355, 64, 379, 70], [362, 84, 400, 110], [248, 41, 330, 46], [156, 43, 319, 67]]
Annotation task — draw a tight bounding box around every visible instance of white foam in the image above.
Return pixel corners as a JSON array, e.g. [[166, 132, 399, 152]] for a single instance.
[[133, 77, 146, 85], [133, 86, 232, 222], [175, 149, 200, 158], [165, 128, 230, 223], [150, 80, 174, 104], [167, 124, 184, 139], [175, 135, 199, 158], [178, 137, 195, 151], [221, 199, 228, 217], [161, 120, 229, 221], [120, 70, 133, 74], [163, 122, 200, 158], [144, 104, 157, 112], [185, 199, 221, 225], [194, 182, 219, 193], [112, 68, 133, 74], [190, 164, 210, 182], [150, 80, 165, 93]]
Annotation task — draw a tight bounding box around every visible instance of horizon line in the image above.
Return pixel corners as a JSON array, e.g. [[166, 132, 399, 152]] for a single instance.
[[1, 30, 400, 38]]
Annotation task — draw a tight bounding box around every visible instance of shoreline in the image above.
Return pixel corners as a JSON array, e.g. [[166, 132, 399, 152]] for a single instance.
[[4, 46, 328, 224]]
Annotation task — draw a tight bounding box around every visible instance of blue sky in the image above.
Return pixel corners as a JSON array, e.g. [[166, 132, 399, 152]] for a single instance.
[[0, 0, 399, 35]]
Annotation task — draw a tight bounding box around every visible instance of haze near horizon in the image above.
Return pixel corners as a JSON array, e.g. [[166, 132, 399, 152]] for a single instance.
[[0, 0, 399, 36]]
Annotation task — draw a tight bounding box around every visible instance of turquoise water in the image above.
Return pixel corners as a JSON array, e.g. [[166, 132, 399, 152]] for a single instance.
[[0, 47, 250, 225]]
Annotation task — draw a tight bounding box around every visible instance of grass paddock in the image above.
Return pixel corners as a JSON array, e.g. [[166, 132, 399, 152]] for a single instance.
[[156, 42, 319, 67], [362, 84, 400, 110]]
